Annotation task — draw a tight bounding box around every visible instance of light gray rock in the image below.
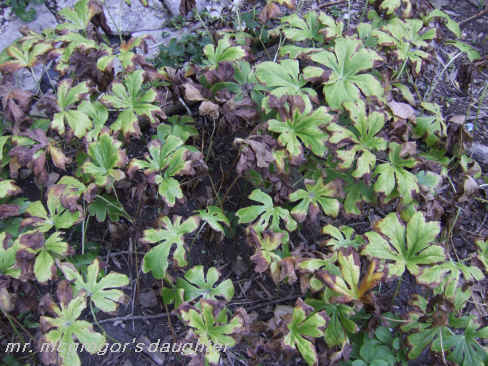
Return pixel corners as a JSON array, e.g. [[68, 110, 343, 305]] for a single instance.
[[469, 142, 488, 165]]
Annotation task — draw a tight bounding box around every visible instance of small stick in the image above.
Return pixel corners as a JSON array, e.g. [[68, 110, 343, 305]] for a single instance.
[[99, 312, 175, 324], [318, 0, 347, 8], [460, 6, 488, 27]]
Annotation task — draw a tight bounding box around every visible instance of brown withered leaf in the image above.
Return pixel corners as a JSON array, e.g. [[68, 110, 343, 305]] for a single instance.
[[400, 141, 416, 157], [183, 82, 205, 102], [259, 2, 281, 23], [199, 101, 220, 119], [0, 204, 22, 219], [222, 97, 258, 126], [388, 100, 416, 121], [0, 287, 15, 313], [204, 62, 235, 85], [0, 81, 33, 125], [235, 135, 275, 175], [180, 0, 196, 16], [69, 48, 114, 91], [19, 230, 45, 250], [48, 144, 71, 170], [56, 280, 73, 308]]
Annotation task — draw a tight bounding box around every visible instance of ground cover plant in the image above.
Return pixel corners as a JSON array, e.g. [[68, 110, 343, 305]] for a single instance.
[[0, 0, 488, 365]]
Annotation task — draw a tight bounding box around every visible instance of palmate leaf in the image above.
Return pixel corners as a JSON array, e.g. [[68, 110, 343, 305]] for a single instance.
[[203, 38, 246, 68], [0, 232, 20, 279], [322, 224, 364, 250], [57, 0, 97, 32], [289, 178, 340, 222], [162, 265, 234, 309], [280, 11, 324, 43], [23, 185, 81, 233], [373, 142, 418, 202], [304, 38, 383, 110], [362, 211, 444, 278], [444, 317, 488, 366], [129, 135, 191, 207], [323, 164, 375, 216], [268, 106, 332, 158], [318, 249, 384, 303], [280, 11, 343, 43], [157, 115, 198, 143], [418, 260, 484, 310], [41, 294, 105, 366], [306, 288, 358, 348], [373, 18, 435, 74], [60, 258, 129, 313], [141, 216, 200, 279], [82, 133, 127, 188], [78, 100, 108, 143], [476, 239, 488, 273], [370, 0, 412, 15], [196, 206, 230, 233], [0, 180, 22, 199], [51, 80, 91, 138], [179, 299, 246, 365], [88, 194, 132, 223], [282, 298, 327, 366], [101, 70, 161, 138], [249, 230, 285, 283], [236, 189, 297, 237], [256, 59, 318, 110], [402, 296, 455, 360], [328, 101, 387, 178], [1, 40, 52, 72], [16, 231, 71, 283]]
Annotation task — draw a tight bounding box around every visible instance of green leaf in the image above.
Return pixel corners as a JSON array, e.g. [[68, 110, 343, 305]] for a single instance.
[[88, 195, 132, 223], [283, 298, 327, 366], [179, 299, 246, 365], [268, 106, 332, 158], [447, 40, 481, 62], [373, 18, 435, 74], [329, 101, 386, 177], [52, 80, 91, 138], [424, 9, 461, 38], [101, 70, 161, 138], [289, 178, 340, 222], [322, 225, 364, 250], [60, 258, 129, 313], [0, 180, 22, 199], [280, 12, 324, 43], [141, 216, 200, 279], [17, 231, 70, 283], [78, 100, 108, 142], [476, 239, 488, 273], [444, 318, 488, 366], [363, 211, 443, 277], [249, 230, 285, 283], [306, 289, 358, 347], [256, 59, 317, 110], [41, 294, 105, 366], [196, 206, 230, 233], [0, 232, 20, 278], [203, 38, 246, 68], [128, 135, 198, 207], [319, 249, 384, 303], [82, 133, 127, 188], [162, 265, 234, 309], [305, 38, 383, 110], [236, 189, 297, 236], [157, 115, 198, 143], [23, 185, 81, 232], [373, 142, 418, 202]]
